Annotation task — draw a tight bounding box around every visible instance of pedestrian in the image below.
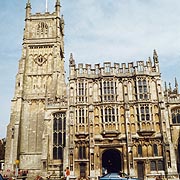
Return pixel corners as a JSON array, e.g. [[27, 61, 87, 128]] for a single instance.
[[65, 167, 70, 180], [22, 170, 27, 180]]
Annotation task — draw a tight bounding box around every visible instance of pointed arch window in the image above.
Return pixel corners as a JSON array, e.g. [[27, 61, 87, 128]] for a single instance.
[[171, 108, 180, 124], [153, 144, 158, 156], [37, 22, 48, 37], [53, 112, 66, 160], [138, 144, 142, 157]]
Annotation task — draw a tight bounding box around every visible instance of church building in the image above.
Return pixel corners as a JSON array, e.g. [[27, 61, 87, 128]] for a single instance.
[[5, 1, 180, 180]]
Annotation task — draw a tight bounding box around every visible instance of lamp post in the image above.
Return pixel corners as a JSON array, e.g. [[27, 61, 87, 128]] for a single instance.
[[15, 160, 19, 179]]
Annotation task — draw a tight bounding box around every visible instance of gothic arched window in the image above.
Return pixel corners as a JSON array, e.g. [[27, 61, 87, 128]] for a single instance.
[[138, 144, 142, 157], [37, 22, 48, 37], [171, 108, 180, 124], [53, 112, 66, 160]]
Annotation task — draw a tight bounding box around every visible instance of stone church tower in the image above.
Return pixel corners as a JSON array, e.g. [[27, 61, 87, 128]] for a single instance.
[[5, 0, 67, 175]]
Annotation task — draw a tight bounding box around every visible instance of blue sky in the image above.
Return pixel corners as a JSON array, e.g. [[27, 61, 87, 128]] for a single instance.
[[0, 0, 180, 138]]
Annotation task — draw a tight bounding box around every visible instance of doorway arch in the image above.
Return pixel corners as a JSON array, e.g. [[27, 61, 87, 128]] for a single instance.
[[102, 149, 121, 173]]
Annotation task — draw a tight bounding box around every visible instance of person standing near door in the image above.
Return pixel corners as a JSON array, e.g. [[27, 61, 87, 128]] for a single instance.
[[66, 167, 70, 180]]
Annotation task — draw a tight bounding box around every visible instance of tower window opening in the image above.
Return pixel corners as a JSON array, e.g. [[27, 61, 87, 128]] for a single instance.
[[37, 22, 49, 37]]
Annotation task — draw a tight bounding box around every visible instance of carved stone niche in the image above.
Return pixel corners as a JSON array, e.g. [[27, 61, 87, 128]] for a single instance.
[[137, 130, 155, 136], [101, 130, 120, 138]]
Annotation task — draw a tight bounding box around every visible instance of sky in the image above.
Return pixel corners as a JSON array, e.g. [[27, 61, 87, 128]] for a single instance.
[[0, 0, 180, 138]]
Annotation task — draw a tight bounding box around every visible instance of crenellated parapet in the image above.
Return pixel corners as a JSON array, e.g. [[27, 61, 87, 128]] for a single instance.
[[69, 50, 160, 79]]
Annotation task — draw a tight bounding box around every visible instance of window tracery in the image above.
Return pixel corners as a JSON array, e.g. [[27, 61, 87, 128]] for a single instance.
[[101, 106, 118, 123], [37, 22, 48, 37], [100, 79, 117, 102], [171, 108, 180, 124], [137, 104, 151, 121], [77, 80, 87, 103], [150, 160, 164, 171], [76, 107, 87, 125], [53, 112, 66, 159], [136, 78, 149, 100], [138, 144, 142, 157]]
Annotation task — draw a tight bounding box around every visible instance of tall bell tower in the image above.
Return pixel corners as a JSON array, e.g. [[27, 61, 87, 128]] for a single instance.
[[5, 0, 67, 175]]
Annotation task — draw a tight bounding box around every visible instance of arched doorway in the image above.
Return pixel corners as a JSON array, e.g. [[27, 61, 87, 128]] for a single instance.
[[102, 149, 121, 173]]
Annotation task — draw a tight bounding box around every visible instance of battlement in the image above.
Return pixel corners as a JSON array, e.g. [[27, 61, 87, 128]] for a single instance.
[[69, 54, 160, 79], [25, 0, 61, 20], [30, 12, 57, 18]]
